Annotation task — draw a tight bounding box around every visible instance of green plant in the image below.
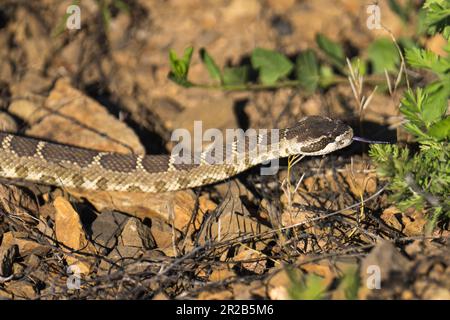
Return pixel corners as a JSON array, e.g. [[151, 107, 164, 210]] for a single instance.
[[336, 267, 360, 300], [287, 269, 327, 300], [167, 33, 390, 92], [370, 0, 450, 230]]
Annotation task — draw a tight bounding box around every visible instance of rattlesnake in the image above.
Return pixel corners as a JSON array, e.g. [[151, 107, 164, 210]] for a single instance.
[[0, 116, 353, 193]]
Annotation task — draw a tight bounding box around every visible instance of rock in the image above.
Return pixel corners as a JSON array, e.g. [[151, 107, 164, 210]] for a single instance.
[[343, 162, 377, 197], [267, 269, 291, 300], [197, 290, 234, 300], [97, 245, 143, 274], [209, 268, 235, 282], [222, 0, 261, 22], [8, 99, 42, 123], [5, 280, 37, 299], [267, 0, 295, 12], [0, 244, 18, 278], [91, 211, 128, 252], [359, 240, 411, 298], [0, 184, 39, 225], [1, 232, 50, 257], [119, 217, 156, 250], [54, 196, 96, 274], [0, 112, 17, 132], [198, 192, 269, 247], [233, 248, 266, 275], [26, 78, 145, 155], [381, 206, 427, 236], [150, 218, 182, 253], [70, 189, 211, 233], [25, 254, 41, 270]]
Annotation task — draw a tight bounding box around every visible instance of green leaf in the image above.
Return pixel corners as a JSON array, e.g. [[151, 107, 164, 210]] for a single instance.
[[295, 49, 320, 93], [319, 65, 336, 87], [367, 38, 400, 73], [199, 48, 222, 83], [222, 66, 248, 85], [167, 72, 193, 88], [422, 82, 449, 123], [316, 34, 346, 69], [337, 267, 360, 300], [406, 47, 450, 75], [251, 48, 293, 85], [101, 3, 112, 29], [168, 47, 193, 80], [288, 272, 326, 300], [428, 116, 450, 140], [112, 0, 130, 13], [52, 0, 81, 37], [423, 0, 450, 39]]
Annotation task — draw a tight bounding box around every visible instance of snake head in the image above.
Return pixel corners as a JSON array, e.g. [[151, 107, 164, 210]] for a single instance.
[[284, 116, 354, 156]]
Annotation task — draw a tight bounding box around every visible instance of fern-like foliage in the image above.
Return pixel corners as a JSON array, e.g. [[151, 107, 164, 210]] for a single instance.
[[370, 0, 449, 229]]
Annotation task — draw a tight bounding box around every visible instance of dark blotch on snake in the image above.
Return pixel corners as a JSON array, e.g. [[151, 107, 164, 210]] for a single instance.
[[71, 173, 85, 187], [96, 177, 109, 190], [127, 185, 143, 192], [41, 143, 98, 168], [99, 153, 137, 173], [300, 136, 335, 153], [155, 180, 168, 192], [40, 175, 56, 184], [9, 136, 41, 157], [14, 165, 28, 178], [141, 155, 170, 173]]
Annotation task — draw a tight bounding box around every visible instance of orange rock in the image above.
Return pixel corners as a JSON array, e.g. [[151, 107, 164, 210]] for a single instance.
[[54, 196, 96, 274]]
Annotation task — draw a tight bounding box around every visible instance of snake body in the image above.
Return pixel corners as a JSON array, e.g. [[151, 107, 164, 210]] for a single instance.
[[0, 116, 353, 193]]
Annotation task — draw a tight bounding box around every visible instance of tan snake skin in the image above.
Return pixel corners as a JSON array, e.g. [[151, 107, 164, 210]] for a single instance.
[[0, 116, 353, 193]]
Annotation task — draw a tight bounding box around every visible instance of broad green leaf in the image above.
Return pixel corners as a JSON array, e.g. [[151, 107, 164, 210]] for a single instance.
[[428, 116, 450, 140], [251, 48, 293, 85], [367, 38, 400, 73], [222, 66, 248, 85], [295, 49, 319, 93], [422, 82, 449, 123], [316, 34, 345, 69], [199, 48, 222, 83]]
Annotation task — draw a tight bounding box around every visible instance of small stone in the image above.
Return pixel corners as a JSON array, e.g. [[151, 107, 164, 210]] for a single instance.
[[0, 112, 17, 132], [119, 217, 155, 250], [91, 211, 128, 252], [25, 254, 41, 269], [360, 240, 411, 289]]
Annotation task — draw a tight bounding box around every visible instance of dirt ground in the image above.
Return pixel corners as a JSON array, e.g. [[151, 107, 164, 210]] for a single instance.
[[0, 0, 448, 300]]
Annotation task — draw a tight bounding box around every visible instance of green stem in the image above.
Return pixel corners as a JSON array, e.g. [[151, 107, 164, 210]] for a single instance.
[[185, 75, 386, 92]]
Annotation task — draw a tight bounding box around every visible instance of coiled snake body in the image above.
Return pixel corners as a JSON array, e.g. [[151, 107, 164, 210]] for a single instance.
[[0, 116, 353, 193]]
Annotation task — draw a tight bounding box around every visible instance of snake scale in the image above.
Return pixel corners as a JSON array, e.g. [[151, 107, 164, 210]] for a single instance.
[[0, 116, 353, 193]]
